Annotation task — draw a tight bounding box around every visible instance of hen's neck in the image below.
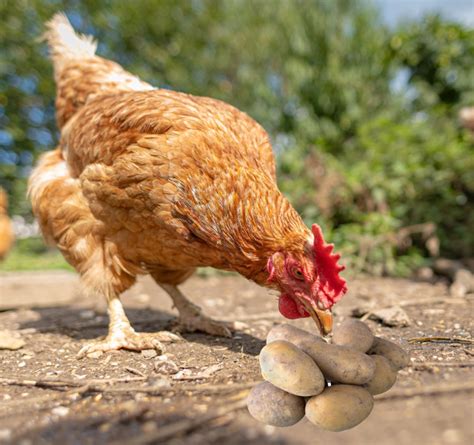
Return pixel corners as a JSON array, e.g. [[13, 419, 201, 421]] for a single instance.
[[207, 174, 310, 285]]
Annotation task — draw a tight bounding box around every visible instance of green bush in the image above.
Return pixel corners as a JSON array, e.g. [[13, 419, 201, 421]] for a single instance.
[[0, 1, 472, 274], [336, 114, 472, 273]]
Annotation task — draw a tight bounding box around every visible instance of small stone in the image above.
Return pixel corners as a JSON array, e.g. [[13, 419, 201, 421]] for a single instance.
[[51, 406, 69, 417], [141, 349, 158, 359], [233, 321, 249, 330], [370, 306, 411, 327], [443, 428, 462, 444], [450, 269, 473, 297], [87, 351, 103, 359], [415, 267, 434, 281], [173, 369, 193, 380], [263, 425, 276, 435], [147, 377, 171, 390], [154, 354, 179, 375], [0, 430, 11, 441], [79, 310, 95, 319], [0, 330, 25, 350]]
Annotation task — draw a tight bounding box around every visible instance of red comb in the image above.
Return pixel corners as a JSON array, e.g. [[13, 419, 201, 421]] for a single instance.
[[312, 224, 347, 308]]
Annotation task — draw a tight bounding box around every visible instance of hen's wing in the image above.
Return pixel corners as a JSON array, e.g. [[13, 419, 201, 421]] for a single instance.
[[64, 89, 276, 179], [60, 89, 275, 269]]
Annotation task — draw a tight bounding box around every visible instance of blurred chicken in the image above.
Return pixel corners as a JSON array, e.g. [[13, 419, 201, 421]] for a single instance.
[[29, 14, 347, 356], [0, 188, 14, 260], [459, 107, 474, 132]]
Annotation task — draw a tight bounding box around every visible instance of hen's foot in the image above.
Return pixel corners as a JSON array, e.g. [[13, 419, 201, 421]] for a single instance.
[[158, 284, 233, 338], [77, 328, 182, 358], [174, 308, 233, 338]]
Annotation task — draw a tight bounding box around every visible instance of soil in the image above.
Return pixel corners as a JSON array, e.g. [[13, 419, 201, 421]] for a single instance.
[[0, 271, 473, 445]]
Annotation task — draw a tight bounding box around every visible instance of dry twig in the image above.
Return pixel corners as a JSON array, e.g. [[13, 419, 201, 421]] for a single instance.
[[0, 375, 146, 390], [125, 367, 147, 378], [408, 337, 473, 345]]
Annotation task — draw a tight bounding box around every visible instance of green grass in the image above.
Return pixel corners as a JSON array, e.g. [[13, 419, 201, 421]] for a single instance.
[[0, 237, 72, 272], [0, 238, 236, 275]]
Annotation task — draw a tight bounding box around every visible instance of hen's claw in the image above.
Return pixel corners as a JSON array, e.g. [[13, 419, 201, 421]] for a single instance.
[[174, 313, 233, 338], [158, 284, 233, 338], [77, 328, 182, 358]]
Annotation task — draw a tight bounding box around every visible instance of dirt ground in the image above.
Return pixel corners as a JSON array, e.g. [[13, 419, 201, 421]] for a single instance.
[[0, 271, 473, 445]]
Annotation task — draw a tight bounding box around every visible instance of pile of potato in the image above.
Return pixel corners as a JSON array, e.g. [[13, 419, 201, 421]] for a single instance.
[[247, 320, 409, 431]]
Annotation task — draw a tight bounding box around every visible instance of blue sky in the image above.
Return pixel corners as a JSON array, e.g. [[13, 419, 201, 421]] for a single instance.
[[375, 0, 474, 27]]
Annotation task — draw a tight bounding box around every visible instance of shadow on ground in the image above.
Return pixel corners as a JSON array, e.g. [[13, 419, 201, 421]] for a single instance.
[[11, 402, 285, 445], [19, 306, 265, 356]]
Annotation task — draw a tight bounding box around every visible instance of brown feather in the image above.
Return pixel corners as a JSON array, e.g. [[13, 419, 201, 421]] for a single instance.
[[30, 14, 310, 297]]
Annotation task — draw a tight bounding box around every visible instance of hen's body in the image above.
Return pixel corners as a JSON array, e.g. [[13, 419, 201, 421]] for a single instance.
[[29, 15, 311, 355]]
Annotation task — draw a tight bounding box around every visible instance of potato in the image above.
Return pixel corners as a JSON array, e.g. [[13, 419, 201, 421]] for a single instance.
[[363, 355, 397, 395], [247, 381, 305, 426], [259, 340, 325, 397], [368, 336, 410, 370], [332, 319, 374, 353], [267, 323, 324, 345], [267, 324, 375, 385], [305, 385, 374, 432]]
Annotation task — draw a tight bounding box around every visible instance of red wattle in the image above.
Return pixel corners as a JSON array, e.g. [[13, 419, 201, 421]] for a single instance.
[[278, 295, 309, 319]]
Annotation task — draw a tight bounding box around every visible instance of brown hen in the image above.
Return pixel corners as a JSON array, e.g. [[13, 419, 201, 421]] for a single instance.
[[0, 188, 14, 260], [29, 14, 347, 356]]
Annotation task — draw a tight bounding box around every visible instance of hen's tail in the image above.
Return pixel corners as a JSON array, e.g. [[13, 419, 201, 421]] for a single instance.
[[44, 13, 97, 79], [44, 13, 153, 129]]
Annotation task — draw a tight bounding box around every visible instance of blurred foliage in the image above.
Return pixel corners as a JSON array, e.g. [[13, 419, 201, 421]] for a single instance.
[[0, 0, 472, 274], [390, 15, 474, 110]]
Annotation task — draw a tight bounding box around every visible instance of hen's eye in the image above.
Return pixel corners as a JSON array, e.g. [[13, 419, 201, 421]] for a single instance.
[[293, 268, 304, 281]]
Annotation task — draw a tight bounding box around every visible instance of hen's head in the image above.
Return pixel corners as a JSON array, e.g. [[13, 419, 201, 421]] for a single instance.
[[267, 224, 347, 335]]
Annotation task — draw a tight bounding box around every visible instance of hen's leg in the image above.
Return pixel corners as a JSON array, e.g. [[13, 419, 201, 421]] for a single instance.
[[159, 284, 232, 337], [29, 150, 181, 358], [77, 297, 181, 357]]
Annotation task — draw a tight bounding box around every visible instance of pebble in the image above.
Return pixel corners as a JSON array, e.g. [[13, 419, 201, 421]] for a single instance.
[[233, 321, 249, 330], [443, 428, 462, 444], [0, 330, 25, 350], [79, 310, 95, 319], [87, 351, 103, 359], [0, 430, 11, 441], [154, 355, 179, 375], [51, 406, 69, 417], [370, 306, 411, 327], [141, 349, 158, 359]]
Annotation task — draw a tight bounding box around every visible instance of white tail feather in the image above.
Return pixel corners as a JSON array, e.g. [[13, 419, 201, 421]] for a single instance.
[[43, 13, 97, 76]]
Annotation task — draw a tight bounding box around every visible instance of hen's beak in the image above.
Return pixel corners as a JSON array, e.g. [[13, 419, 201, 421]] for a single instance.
[[313, 307, 333, 335], [300, 299, 333, 335]]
